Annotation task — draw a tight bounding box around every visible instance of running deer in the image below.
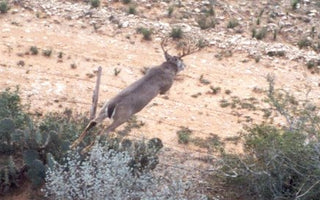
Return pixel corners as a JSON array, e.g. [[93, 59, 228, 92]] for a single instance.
[[71, 38, 199, 153]]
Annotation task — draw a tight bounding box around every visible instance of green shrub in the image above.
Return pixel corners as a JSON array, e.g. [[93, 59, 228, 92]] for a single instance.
[[90, 0, 100, 8], [122, 0, 131, 4], [210, 86, 221, 95], [297, 38, 311, 49], [113, 67, 121, 76], [312, 41, 320, 52], [0, 0, 9, 14], [227, 18, 239, 29], [291, 0, 300, 10], [42, 49, 52, 57], [167, 5, 174, 17], [170, 27, 183, 39], [30, 46, 39, 55], [197, 38, 208, 48], [128, 5, 136, 14], [136, 27, 152, 40], [256, 17, 260, 25], [199, 74, 211, 85], [177, 126, 192, 144], [212, 76, 320, 200], [192, 134, 224, 152], [197, 15, 215, 30], [253, 27, 267, 40]]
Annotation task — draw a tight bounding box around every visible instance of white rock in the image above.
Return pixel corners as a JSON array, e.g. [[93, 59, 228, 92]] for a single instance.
[[122, 21, 129, 28]]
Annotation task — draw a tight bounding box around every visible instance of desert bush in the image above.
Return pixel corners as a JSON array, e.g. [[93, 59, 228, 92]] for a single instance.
[[122, 0, 130, 4], [253, 27, 267, 40], [167, 5, 174, 17], [42, 49, 52, 57], [227, 18, 239, 29], [0, 0, 9, 14], [44, 142, 207, 200], [197, 15, 215, 30], [297, 38, 311, 49], [212, 76, 320, 200], [90, 0, 100, 8], [136, 27, 153, 40], [177, 126, 192, 144], [291, 0, 300, 10], [170, 27, 183, 39], [128, 5, 136, 15], [30, 46, 39, 55]]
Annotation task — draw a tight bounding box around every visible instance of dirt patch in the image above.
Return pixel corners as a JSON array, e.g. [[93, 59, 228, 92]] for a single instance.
[[1, 1, 320, 199]]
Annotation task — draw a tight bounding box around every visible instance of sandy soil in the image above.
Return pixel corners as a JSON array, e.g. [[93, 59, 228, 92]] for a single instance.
[[1, 1, 320, 199], [1, 6, 320, 154]]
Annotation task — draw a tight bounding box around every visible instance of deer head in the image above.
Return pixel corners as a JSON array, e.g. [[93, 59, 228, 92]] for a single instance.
[[161, 38, 200, 72]]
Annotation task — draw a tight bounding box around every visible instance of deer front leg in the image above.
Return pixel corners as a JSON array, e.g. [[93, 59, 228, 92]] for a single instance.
[[71, 121, 97, 149]]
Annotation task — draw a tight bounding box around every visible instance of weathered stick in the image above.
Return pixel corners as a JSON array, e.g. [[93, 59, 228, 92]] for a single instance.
[[90, 66, 102, 120]]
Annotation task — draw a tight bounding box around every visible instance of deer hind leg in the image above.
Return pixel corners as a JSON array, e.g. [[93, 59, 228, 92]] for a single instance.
[[81, 105, 132, 153], [71, 107, 109, 149], [70, 121, 97, 149], [80, 130, 103, 154], [104, 104, 133, 135]]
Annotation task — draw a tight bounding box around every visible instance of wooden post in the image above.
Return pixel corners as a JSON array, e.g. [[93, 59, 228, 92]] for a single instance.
[[90, 66, 102, 120]]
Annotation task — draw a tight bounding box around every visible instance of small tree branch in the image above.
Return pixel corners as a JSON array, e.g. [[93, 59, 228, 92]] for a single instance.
[[295, 180, 320, 200], [90, 66, 102, 120]]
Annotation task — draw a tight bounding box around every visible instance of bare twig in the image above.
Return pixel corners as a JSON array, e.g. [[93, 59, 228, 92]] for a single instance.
[[295, 180, 320, 200]]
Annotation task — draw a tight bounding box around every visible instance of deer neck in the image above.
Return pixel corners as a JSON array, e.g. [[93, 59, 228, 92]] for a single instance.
[[162, 61, 179, 75]]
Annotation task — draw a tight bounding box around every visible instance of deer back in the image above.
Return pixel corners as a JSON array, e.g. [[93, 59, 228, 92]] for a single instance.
[[106, 62, 177, 117]]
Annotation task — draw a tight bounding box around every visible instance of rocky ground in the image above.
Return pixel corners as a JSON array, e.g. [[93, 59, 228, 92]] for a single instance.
[[0, 0, 320, 199]]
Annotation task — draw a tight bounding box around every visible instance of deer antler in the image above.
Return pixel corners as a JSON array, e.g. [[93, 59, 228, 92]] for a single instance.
[[161, 37, 170, 54], [178, 40, 200, 58]]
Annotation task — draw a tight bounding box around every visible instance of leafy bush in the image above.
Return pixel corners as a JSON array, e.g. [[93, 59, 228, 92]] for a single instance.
[[42, 49, 52, 57], [212, 76, 320, 200], [0, 0, 9, 14], [170, 27, 183, 39], [30, 46, 39, 55], [291, 0, 300, 10], [167, 5, 174, 17], [253, 27, 268, 40], [177, 126, 192, 144], [128, 5, 136, 15], [227, 18, 239, 29], [136, 27, 153, 40], [297, 38, 311, 49], [122, 0, 130, 4], [197, 15, 215, 30], [44, 142, 207, 200], [90, 0, 100, 8]]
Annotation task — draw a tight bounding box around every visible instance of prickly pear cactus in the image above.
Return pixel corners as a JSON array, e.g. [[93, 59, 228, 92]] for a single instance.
[[23, 149, 39, 166], [0, 156, 19, 194], [26, 159, 46, 188], [0, 118, 15, 143]]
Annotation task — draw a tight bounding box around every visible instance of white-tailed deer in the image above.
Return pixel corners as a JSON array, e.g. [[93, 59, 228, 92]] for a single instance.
[[71, 38, 199, 153]]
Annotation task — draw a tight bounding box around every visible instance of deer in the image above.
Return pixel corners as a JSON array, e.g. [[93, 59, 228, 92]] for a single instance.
[[71, 38, 199, 153]]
